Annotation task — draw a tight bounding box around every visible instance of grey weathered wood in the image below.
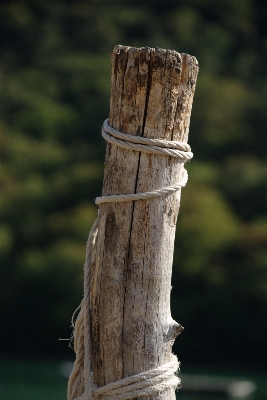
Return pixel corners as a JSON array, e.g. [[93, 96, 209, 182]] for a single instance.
[[90, 45, 198, 399]]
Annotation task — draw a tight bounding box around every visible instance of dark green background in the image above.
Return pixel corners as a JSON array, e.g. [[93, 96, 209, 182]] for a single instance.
[[1, 0, 267, 379]]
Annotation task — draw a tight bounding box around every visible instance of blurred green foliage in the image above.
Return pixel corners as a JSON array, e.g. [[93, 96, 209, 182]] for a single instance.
[[1, 0, 267, 368]]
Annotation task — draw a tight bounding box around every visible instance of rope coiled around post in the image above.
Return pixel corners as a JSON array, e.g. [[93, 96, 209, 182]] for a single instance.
[[68, 120, 193, 400], [102, 119, 193, 161]]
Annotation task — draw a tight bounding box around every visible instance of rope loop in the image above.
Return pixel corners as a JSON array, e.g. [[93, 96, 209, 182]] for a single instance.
[[102, 119, 193, 161]]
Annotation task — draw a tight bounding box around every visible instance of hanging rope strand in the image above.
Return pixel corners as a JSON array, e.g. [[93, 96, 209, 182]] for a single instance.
[[83, 218, 99, 400], [68, 219, 98, 400]]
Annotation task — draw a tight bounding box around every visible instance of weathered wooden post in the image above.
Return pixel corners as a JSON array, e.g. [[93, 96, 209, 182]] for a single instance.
[[68, 45, 198, 400]]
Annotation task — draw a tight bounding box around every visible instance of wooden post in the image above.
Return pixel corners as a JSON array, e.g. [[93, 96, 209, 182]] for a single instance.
[[90, 45, 198, 399]]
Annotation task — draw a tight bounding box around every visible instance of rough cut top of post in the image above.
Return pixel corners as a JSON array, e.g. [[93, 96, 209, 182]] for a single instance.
[[109, 45, 199, 144]]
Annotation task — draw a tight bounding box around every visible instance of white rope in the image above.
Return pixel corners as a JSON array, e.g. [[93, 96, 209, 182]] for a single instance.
[[68, 219, 99, 400], [102, 119, 193, 161], [103, 119, 191, 151], [95, 169, 188, 205], [68, 119, 192, 400], [83, 219, 99, 399], [74, 359, 180, 400]]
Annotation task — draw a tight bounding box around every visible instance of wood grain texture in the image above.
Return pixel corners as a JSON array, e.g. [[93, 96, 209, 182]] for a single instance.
[[90, 45, 198, 399]]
